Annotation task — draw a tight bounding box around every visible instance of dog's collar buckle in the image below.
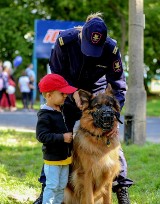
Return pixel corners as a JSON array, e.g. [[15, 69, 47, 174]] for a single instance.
[[106, 138, 111, 147]]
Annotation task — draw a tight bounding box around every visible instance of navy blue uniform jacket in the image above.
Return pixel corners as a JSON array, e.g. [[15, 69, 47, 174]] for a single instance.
[[49, 28, 126, 109]]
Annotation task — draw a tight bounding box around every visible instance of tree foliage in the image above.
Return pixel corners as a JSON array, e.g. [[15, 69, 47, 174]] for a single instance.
[[144, 0, 160, 78], [0, 0, 159, 85]]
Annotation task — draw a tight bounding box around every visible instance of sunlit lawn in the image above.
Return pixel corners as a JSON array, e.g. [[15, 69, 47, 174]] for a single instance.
[[0, 130, 160, 204], [146, 96, 160, 117], [121, 95, 160, 117], [15, 100, 40, 110]]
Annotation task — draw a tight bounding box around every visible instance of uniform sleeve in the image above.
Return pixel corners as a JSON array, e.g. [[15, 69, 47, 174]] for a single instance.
[[36, 117, 64, 144], [49, 39, 64, 74], [106, 46, 127, 110], [49, 39, 74, 86], [92, 75, 107, 96]]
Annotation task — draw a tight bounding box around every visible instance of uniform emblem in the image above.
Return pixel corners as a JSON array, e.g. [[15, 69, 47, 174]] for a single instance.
[[113, 46, 118, 54], [59, 37, 64, 46], [113, 60, 121, 72], [91, 32, 102, 44]]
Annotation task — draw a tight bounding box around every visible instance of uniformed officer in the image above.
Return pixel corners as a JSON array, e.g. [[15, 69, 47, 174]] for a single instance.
[[34, 12, 133, 204]]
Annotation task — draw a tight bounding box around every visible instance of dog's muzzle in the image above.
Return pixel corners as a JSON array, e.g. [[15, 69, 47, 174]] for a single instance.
[[92, 105, 122, 132]]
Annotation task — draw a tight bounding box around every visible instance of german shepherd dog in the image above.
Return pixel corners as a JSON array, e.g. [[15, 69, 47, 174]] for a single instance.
[[64, 84, 122, 204]]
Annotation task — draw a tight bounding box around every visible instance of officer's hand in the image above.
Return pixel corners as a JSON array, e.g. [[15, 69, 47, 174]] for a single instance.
[[107, 121, 119, 138], [73, 91, 82, 110], [63, 132, 73, 143]]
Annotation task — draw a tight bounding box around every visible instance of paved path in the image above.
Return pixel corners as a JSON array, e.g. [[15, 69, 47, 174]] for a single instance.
[[0, 110, 160, 143], [0, 110, 37, 132]]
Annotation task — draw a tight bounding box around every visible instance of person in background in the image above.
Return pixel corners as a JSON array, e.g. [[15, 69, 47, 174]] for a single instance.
[[37, 73, 77, 204], [25, 63, 35, 110], [7, 74, 17, 111], [0, 66, 17, 111], [18, 70, 30, 111], [0, 65, 12, 111], [0, 60, 4, 112], [34, 12, 133, 204]]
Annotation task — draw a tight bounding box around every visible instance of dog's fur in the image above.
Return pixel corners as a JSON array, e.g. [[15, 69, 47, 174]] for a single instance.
[[64, 85, 121, 204]]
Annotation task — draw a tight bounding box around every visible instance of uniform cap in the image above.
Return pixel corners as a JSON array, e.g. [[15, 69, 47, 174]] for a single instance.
[[38, 74, 77, 94], [81, 18, 107, 57]]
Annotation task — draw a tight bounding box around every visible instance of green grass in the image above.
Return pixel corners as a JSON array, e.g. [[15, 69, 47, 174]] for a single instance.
[[146, 96, 160, 117], [0, 130, 160, 204], [121, 143, 160, 204], [0, 130, 42, 204], [121, 95, 160, 117], [15, 100, 40, 110]]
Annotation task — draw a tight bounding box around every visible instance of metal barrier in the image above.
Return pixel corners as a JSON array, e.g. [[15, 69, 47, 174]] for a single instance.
[[124, 114, 134, 144]]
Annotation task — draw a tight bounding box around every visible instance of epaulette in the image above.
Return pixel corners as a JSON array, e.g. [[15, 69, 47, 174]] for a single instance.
[[106, 37, 118, 55], [58, 28, 80, 46]]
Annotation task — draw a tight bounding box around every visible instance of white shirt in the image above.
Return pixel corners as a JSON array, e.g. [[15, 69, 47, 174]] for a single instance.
[[18, 76, 30, 93], [25, 68, 35, 80]]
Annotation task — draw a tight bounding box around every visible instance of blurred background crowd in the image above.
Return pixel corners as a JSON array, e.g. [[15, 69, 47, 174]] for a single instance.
[[0, 59, 36, 112]]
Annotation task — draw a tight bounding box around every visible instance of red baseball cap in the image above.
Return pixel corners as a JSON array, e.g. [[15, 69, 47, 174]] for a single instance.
[[38, 74, 77, 94]]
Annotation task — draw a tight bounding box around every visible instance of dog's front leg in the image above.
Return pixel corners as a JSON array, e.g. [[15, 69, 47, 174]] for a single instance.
[[80, 172, 94, 204], [102, 183, 112, 204]]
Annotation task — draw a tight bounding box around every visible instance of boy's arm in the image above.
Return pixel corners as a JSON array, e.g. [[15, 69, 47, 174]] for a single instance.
[[36, 118, 64, 144]]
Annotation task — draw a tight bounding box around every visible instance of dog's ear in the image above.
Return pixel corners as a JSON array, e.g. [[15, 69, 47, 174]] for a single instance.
[[105, 83, 113, 96], [113, 100, 121, 112], [78, 89, 92, 110], [106, 84, 120, 112]]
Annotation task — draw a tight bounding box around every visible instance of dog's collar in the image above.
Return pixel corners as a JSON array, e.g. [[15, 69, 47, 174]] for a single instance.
[[79, 127, 111, 147], [79, 127, 104, 138]]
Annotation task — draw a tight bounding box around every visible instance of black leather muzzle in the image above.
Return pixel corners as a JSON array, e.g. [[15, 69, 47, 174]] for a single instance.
[[92, 104, 122, 132]]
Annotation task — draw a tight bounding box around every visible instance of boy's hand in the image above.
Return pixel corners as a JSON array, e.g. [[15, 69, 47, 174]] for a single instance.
[[63, 132, 73, 143]]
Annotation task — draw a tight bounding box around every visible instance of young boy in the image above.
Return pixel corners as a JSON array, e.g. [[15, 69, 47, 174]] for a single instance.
[[37, 73, 77, 204]]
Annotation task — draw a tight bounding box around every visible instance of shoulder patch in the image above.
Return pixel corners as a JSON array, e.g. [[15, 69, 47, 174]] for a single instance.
[[105, 37, 118, 54], [59, 37, 64, 46], [113, 60, 122, 72], [112, 46, 118, 54], [58, 28, 79, 46]]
